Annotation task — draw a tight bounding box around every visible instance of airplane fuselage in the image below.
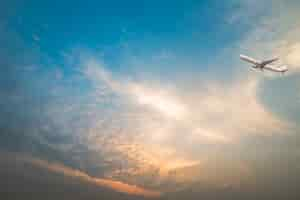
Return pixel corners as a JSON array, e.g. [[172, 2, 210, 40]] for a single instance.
[[240, 54, 288, 74], [252, 64, 266, 69]]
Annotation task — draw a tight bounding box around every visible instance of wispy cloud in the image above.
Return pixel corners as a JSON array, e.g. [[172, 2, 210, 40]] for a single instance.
[[82, 55, 289, 141], [78, 52, 290, 191], [1, 0, 300, 197], [83, 57, 187, 120], [16, 154, 161, 198]]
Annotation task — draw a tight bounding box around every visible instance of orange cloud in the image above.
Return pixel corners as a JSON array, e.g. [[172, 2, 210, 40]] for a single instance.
[[20, 156, 161, 198]]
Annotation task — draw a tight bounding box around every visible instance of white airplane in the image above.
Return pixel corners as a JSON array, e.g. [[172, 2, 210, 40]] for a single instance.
[[240, 54, 288, 74]]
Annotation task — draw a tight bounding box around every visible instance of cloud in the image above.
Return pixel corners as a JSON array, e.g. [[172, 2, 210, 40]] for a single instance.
[[285, 43, 300, 66], [4, 20, 292, 191], [1, 1, 300, 198], [275, 40, 300, 72], [187, 77, 289, 139], [128, 83, 187, 120], [83, 57, 187, 120], [78, 52, 290, 192], [83, 56, 289, 142], [14, 154, 161, 198]]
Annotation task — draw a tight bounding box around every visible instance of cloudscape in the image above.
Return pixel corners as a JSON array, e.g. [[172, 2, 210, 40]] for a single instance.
[[1, 0, 300, 199]]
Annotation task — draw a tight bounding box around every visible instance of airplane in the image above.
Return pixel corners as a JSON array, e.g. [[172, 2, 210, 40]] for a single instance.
[[240, 54, 288, 74]]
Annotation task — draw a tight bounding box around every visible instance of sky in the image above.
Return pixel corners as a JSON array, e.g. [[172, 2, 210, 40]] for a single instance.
[[1, 0, 300, 199]]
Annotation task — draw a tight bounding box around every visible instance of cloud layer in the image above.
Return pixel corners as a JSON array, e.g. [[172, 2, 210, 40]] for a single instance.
[[76, 51, 291, 191], [4, 153, 161, 198], [1, 1, 300, 199]]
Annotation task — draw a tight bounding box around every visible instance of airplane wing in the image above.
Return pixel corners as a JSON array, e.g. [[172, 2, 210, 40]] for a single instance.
[[240, 54, 261, 65], [264, 65, 288, 73], [261, 57, 279, 65]]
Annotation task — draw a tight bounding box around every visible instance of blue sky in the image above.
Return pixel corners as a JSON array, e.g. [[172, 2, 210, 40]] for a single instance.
[[1, 0, 300, 199], [10, 1, 254, 71]]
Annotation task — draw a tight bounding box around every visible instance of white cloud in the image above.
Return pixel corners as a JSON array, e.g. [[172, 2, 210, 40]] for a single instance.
[[79, 54, 291, 191], [285, 43, 300, 66], [83, 57, 187, 120], [83, 58, 289, 142], [275, 40, 300, 72], [127, 83, 187, 120], [58, 2, 300, 190]]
